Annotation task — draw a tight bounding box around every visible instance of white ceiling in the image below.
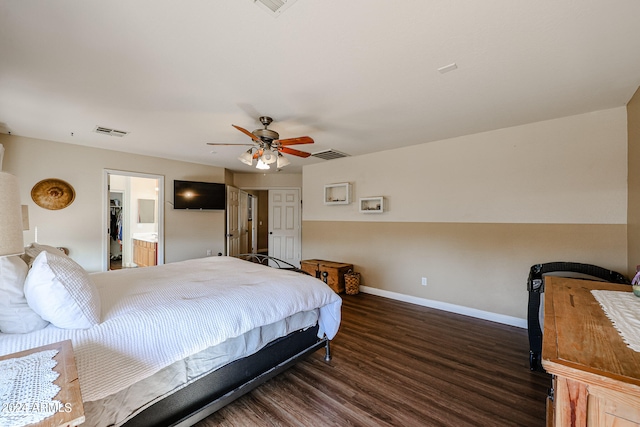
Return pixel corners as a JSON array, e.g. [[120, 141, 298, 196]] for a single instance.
[[1, 0, 640, 173]]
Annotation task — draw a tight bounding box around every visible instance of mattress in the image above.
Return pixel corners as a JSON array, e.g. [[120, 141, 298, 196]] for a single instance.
[[83, 310, 319, 427], [0, 256, 342, 406]]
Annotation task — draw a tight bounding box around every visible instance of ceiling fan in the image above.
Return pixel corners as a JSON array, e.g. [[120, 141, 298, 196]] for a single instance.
[[207, 116, 314, 169]]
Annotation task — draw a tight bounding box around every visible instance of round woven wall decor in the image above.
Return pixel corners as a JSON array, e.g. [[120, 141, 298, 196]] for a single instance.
[[31, 178, 76, 210]]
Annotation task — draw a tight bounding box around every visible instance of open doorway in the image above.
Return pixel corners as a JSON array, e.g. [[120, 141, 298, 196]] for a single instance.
[[227, 188, 267, 257], [255, 190, 268, 256], [244, 190, 269, 255], [104, 170, 165, 271], [238, 188, 301, 267]]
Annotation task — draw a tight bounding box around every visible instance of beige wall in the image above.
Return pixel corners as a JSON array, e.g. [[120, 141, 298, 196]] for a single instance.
[[1, 134, 227, 272], [232, 172, 302, 189], [303, 222, 625, 319], [304, 108, 627, 224], [302, 108, 629, 321], [628, 87, 640, 276]]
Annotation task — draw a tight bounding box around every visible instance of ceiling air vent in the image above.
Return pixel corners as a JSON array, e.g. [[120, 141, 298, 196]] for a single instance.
[[94, 126, 129, 137], [252, 0, 299, 16], [311, 149, 350, 160]]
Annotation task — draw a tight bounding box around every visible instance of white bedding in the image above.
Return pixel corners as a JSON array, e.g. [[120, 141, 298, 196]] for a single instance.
[[0, 256, 342, 402]]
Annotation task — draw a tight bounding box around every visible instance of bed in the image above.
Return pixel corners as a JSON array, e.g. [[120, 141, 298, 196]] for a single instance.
[[0, 245, 342, 426]]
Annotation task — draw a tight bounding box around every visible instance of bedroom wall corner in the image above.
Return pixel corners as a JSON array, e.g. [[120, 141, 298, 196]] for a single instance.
[[628, 85, 640, 278]]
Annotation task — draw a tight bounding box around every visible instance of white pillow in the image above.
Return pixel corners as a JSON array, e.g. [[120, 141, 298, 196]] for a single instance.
[[24, 251, 101, 329], [21, 242, 67, 266], [0, 256, 49, 333]]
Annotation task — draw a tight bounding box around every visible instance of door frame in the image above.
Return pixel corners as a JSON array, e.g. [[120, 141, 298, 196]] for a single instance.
[[238, 186, 302, 265], [249, 194, 258, 254], [103, 169, 165, 271]]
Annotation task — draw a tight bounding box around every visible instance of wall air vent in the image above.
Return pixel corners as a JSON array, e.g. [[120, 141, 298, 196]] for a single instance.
[[311, 149, 350, 160], [252, 0, 299, 16], [94, 126, 129, 137]]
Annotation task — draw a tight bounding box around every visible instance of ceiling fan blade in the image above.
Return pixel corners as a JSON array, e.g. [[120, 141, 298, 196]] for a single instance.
[[232, 124, 261, 142], [280, 146, 312, 158], [277, 136, 314, 146]]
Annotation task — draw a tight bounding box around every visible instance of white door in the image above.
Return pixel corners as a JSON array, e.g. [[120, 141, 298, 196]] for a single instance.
[[268, 189, 301, 267], [226, 185, 240, 256]]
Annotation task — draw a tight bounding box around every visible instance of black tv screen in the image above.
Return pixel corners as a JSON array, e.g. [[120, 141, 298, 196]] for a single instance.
[[173, 180, 226, 210]]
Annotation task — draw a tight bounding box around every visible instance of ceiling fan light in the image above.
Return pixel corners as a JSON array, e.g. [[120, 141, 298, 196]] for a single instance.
[[261, 149, 277, 164], [276, 153, 290, 168], [256, 158, 270, 170], [238, 149, 253, 165]]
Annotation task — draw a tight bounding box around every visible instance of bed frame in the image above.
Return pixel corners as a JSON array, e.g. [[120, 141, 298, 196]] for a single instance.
[[122, 326, 330, 427], [122, 255, 331, 427], [233, 253, 310, 275]]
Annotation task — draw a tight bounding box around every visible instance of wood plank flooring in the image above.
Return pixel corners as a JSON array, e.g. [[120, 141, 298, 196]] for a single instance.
[[195, 293, 550, 427]]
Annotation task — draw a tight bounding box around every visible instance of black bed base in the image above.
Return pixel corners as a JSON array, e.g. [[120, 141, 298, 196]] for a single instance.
[[122, 325, 330, 427]]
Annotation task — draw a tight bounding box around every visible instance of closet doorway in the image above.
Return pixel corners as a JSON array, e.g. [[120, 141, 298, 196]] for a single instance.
[[104, 170, 165, 271]]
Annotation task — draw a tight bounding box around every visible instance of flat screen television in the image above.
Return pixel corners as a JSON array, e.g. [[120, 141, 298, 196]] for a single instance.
[[173, 180, 226, 210]]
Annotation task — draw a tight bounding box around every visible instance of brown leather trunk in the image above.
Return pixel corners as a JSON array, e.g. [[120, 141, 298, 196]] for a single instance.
[[300, 259, 353, 293]]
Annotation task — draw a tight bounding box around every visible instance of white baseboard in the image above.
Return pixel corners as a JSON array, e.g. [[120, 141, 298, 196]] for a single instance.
[[358, 286, 527, 329]]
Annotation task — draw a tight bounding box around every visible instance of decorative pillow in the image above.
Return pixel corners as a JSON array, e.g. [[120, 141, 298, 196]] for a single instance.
[[24, 251, 101, 329], [0, 256, 49, 333], [21, 242, 67, 267]]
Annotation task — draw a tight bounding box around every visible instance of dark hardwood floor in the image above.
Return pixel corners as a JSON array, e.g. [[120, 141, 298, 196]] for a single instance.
[[195, 293, 550, 427]]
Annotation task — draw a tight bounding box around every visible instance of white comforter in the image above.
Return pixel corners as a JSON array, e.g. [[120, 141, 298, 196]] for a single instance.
[[0, 257, 342, 402]]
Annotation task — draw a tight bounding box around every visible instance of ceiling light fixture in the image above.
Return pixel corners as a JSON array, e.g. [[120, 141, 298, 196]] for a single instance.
[[238, 148, 254, 166], [236, 144, 293, 170], [276, 153, 290, 169], [256, 158, 270, 170], [209, 116, 313, 170], [261, 149, 277, 165]]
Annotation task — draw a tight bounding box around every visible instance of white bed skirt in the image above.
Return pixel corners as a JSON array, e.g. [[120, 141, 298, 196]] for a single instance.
[[83, 310, 319, 427]]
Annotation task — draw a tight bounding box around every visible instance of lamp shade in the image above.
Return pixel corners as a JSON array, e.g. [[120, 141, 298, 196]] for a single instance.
[[261, 149, 277, 165], [256, 159, 270, 170], [0, 172, 25, 257], [276, 153, 290, 168], [238, 149, 254, 166]]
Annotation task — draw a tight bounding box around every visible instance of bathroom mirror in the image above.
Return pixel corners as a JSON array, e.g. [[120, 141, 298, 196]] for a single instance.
[[138, 199, 155, 223]]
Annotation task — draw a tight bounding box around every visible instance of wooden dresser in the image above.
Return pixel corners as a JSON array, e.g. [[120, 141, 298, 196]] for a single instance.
[[542, 276, 640, 426]]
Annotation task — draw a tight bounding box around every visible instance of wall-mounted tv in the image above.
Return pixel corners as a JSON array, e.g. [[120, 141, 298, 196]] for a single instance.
[[173, 180, 226, 210]]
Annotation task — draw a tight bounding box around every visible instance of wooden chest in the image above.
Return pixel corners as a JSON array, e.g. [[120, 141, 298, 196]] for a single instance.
[[300, 259, 353, 293]]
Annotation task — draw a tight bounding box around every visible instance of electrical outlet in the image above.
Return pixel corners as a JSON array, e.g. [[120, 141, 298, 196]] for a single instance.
[[206, 249, 212, 256], [421, 277, 427, 286]]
